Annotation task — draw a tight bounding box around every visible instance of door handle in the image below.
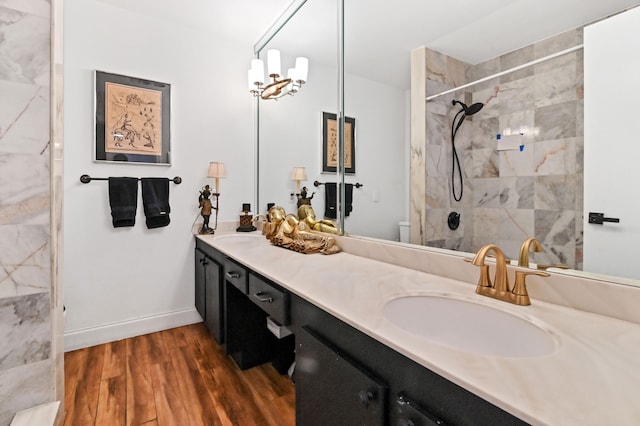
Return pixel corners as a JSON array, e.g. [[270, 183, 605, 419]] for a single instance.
[[588, 212, 620, 225]]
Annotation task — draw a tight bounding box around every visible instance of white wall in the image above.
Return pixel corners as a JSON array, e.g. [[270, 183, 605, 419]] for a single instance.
[[63, 0, 255, 349]]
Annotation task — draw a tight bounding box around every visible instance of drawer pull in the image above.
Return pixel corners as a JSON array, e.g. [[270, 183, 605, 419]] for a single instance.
[[226, 271, 241, 280], [254, 291, 273, 303]]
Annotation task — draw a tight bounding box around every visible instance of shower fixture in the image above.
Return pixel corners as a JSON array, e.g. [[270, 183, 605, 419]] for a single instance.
[[450, 99, 484, 202]]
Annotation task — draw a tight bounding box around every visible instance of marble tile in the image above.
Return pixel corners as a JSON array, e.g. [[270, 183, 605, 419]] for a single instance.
[[500, 45, 534, 84], [425, 177, 449, 209], [425, 144, 447, 177], [471, 208, 500, 248], [499, 176, 534, 209], [498, 75, 535, 115], [0, 1, 50, 18], [0, 82, 49, 154], [534, 175, 576, 210], [473, 178, 500, 208], [534, 138, 577, 176], [466, 56, 500, 82], [498, 208, 535, 242], [0, 359, 53, 426], [470, 82, 500, 120], [534, 101, 577, 141], [472, 148, 499, 178], [471, 117, 498, 149], [499, 148, 534, 177], [0, 293, 51, 370], [0, 154, 50, 225], [446, 55, 467, 88], [533, 28, 582, 60], [425, 112, 447, 147], [425, 48, 449, 84], [534, 53, 578, 108], [0, 6, 50, 85]]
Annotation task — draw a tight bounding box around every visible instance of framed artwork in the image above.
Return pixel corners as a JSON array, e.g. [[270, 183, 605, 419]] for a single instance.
[[94, 71, 171, 165], [322, 112, 356, 174]]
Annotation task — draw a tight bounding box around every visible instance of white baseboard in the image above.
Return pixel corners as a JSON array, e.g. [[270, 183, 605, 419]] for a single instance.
[[64, 307, 203, 351]]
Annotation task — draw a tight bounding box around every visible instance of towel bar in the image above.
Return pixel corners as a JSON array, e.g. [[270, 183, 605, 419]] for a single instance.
[[80, 174, 182, 184]]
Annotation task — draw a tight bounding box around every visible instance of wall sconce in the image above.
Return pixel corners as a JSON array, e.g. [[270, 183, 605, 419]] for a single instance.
[[199, 162, 226, 234], [248, 49, 308, 100], [290, 166, 307, 196]]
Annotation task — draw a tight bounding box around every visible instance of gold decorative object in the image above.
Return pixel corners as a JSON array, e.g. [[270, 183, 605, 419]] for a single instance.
[[469, 244, 549, 306], [254, 206, 340, 255], [518, 237, 543, 267]]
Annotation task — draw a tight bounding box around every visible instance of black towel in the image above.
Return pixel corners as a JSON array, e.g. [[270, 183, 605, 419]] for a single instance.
[[141, 178, 171, 229], [344, 183, 353, 216], [108, 177, 138, 228], [324, 182, 337, 219]]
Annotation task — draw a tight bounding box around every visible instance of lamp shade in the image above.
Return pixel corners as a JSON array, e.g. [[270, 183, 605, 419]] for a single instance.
[[290, 167, 307, 181], [267, 49, 281, 77], [294, 57, 309, 83], [208, 162, 226, 178]]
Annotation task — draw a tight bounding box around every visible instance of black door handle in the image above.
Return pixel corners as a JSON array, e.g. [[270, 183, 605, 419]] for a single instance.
[[588, 212, 620, 225]]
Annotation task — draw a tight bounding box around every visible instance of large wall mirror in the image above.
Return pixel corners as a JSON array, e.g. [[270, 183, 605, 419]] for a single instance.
[[255, 0, 640, 286]]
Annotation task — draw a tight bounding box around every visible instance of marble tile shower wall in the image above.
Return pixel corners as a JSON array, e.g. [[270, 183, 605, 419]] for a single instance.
[[0, 2, 54, 424], [425, 29, 584, 269]]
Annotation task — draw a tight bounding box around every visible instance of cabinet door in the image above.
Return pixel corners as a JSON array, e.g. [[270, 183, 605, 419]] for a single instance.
[[194, 248, 207, 320], [296, 326, 387, 426], [204, 258, 223, 343], [396, 392, 446, 426]]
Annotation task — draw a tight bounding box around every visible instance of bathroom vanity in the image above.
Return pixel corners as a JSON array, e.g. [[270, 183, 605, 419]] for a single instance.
[[195, 231, 640, 425]]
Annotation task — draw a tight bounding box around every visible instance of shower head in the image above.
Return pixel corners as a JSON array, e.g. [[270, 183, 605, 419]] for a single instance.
[[452, 100, 484, 116]]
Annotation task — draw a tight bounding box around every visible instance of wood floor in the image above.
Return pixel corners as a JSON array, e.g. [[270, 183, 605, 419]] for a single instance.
[[63, 323, 295, 426]]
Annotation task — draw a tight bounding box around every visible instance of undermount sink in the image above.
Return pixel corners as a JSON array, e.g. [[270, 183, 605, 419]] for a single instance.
[[383, 295, 557, 357]]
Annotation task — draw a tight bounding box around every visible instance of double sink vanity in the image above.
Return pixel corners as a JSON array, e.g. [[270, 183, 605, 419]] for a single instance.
[[194, 229, 640, 425]]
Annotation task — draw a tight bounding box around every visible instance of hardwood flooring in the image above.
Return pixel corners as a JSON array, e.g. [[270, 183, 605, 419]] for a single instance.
[[63, 323, 295, 426]]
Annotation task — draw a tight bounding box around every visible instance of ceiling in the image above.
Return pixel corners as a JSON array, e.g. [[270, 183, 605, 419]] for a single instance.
[[97, 0, 640, 88]]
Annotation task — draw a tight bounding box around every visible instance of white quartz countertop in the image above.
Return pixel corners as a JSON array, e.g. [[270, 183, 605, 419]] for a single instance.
[[198, 232, 640, 425]]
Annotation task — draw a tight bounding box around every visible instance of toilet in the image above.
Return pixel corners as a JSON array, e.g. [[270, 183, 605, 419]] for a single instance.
[[399, 221, 410, 243]]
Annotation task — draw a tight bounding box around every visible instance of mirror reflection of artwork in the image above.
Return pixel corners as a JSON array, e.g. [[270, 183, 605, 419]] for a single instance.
[[94, 71, 171, 165], [322, 112, 355, 173], [105, 83, 162, 156]]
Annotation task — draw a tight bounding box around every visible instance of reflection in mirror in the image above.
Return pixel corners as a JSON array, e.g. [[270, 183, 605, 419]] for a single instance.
[[256, 0, 339, 222], [256, 1, 640, 286]]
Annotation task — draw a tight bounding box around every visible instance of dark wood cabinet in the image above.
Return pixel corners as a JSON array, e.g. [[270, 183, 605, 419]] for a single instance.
[[297, 326, 387, 426], [194, 240, 225, 344], [195, 239, 527, 425], [289, 294, 527, 426]]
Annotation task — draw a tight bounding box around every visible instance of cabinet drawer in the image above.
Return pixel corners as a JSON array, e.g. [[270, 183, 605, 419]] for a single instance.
[[248, 273, 289, 325], [224, 258, 248, 294]]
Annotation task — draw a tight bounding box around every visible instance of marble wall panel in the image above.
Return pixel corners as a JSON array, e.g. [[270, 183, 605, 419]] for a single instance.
[[499, 176, 534, 209], [0, 1, 55, 422], [0, 293, 50, 370], [534, 100, 578, 141], [0, 6, 50, 85], [0, 82, 50, 154], [0, 359, 53, 425]]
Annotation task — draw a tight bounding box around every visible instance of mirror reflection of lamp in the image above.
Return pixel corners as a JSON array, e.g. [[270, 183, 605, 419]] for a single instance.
[[290, 166, 307, 197], [248, 49, 309, 100]]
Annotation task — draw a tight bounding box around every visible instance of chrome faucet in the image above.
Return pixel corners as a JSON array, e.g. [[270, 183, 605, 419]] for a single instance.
[[471, 244, 549, 306], [518, 237, 543, 267]]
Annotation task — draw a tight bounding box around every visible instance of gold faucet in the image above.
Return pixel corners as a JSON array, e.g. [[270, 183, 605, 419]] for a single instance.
[[471, 244, 549, 306], [518, 237, 543, 267]]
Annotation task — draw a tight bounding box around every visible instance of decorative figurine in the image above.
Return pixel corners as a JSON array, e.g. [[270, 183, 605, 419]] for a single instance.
[[298, 204, 338, 234], [253, 205, 340, 255], [198, 185, 214, 234], [296, 186, 315, 208]]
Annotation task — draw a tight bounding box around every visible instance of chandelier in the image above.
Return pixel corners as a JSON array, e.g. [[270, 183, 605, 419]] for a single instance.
[[248, 49, 308, 100]]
